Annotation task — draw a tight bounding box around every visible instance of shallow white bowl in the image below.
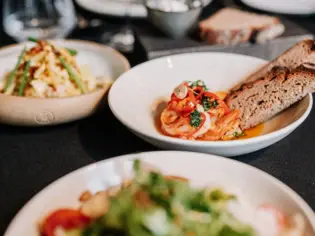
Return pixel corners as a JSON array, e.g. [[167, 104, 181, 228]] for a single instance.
[[0, 40, 130, 126], [108, 53, 312, 157], [4, 151, 315, 236]]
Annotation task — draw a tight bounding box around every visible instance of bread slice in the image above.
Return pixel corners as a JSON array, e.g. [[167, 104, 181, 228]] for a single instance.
[[231, 39, 315, 92], [226, 64, 315, 130], [199, 8, 285, 45]]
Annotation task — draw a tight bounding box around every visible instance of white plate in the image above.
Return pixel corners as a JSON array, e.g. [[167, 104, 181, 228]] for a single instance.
[[4, 151, 315, 236], [241, 0, 315, 15], [108, 52, 313, 156], [75, 0, 213, 18], [0, 40, 130, 126]]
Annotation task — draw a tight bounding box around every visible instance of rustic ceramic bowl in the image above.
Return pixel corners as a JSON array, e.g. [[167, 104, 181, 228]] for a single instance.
[[0, 40, 130, 126]]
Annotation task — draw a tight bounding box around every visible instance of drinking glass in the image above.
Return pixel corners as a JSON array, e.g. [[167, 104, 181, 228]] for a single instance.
[[3, 0, 77, 42], [101, 0, 135, 53]]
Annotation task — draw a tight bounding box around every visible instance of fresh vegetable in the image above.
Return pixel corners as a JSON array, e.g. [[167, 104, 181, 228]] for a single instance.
[[59, 56, 87, 94], [41, 209, 90, 236], [18, 60, 31, 96], [187, 80, 208, 91], [174, 98, 196, 114], [190, 109, 202, 128], [78, 160, 255, 236], [233, 131, 245, 137], [28, 37, 78, 56], [4, 47, 26, 92]]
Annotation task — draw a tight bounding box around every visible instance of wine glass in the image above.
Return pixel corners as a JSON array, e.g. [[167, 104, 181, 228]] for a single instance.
[[3, 0, 77, 42], [101, 0, 135, 53]]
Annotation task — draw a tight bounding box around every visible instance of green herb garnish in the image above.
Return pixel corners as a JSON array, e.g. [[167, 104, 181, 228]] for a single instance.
[[59, 56, 87, 94], [28, 37, 78, 56], [190, 110, 202, 128], [187, 80, 208, 90], [18, 60, 31, 96], [202, 96, 219, 111], [4, 47, 26, 93], [202, 96, 211, 111], [233, 131, 245, 138]]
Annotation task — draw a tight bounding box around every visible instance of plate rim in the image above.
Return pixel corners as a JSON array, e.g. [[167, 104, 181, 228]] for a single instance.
[[4, 150, 315, 235], [108, 52, 313, 146]]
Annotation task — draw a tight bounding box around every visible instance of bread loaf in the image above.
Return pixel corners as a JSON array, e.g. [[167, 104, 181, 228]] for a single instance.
[[226, 64, 315, 129], [199, 8, 285, 45]]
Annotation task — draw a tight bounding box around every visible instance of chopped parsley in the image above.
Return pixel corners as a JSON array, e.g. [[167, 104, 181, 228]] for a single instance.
[[233, 131, 245, 137], [187, 80, 208, 91], [202, 96, 219, 111], [190, 110, 202, 128]]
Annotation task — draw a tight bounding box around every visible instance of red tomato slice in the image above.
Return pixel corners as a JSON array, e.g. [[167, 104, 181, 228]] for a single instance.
[[42, 209, 90, 236], [175, 98, 196, 114], [192, 86, 205, 100], [203, 91, 220, 100], [259, 205, 287, 229], [171, 93, 181, 102]]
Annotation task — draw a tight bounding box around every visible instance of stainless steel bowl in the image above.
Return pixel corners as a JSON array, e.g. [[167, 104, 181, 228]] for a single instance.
[[145, 0, 203, 39]]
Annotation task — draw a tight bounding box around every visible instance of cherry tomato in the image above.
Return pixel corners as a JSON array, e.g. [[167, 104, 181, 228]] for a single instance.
[[203, 91, 220, 100], [192, 86, 205, 100], [41, 209, 90, 236], [259, 205, 286, 230], [175, 98, 196, 114]]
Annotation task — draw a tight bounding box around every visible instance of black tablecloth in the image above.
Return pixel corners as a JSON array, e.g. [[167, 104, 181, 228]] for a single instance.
[[1, 0, 315, 234]]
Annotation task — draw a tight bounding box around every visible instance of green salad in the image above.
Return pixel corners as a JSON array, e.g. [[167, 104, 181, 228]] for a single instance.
[[63, 160, 255, 236]]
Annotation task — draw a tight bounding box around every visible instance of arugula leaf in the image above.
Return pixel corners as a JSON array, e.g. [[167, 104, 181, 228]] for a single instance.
[[190, 110, 202, 128]]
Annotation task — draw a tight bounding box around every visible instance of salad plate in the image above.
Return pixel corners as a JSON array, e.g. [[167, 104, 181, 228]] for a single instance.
[[4, 151, 315, 236]]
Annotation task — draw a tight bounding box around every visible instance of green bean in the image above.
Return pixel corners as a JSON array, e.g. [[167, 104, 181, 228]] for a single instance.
[[59, 56, 87, 94], [27, 37, 37, 43], [18, 60, 31, 96], [4, 47, 26, 93], [28, 37, 78, 56]]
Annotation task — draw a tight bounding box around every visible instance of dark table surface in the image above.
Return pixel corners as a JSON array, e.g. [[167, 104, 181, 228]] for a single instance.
[[2, 0, 315, 234]]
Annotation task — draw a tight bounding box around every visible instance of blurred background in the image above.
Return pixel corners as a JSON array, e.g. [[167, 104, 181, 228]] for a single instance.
[[1, 0, 315, 66]]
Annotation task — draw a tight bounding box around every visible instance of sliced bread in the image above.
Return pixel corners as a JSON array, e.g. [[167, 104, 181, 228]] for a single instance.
[[231, 39, 315, 92], [199, 8, 285, 45], [226, 64, 315, 129]]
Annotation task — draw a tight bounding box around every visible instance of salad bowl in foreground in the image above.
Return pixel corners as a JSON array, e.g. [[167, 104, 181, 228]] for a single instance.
[[4, 151, 315, 236]]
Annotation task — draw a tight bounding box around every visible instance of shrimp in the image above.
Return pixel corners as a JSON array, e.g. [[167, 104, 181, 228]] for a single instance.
[[160, 107, 212, 139], [201, 110, 241, 141]]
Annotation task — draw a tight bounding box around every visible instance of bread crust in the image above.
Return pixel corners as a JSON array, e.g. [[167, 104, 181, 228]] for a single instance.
[[199, 8, 284, 45]]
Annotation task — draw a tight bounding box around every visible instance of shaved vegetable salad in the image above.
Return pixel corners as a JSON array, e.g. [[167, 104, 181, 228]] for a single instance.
[[0, 38, 111, 98], [160, 80, 243, 141], [39, 160, 305, 236]]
